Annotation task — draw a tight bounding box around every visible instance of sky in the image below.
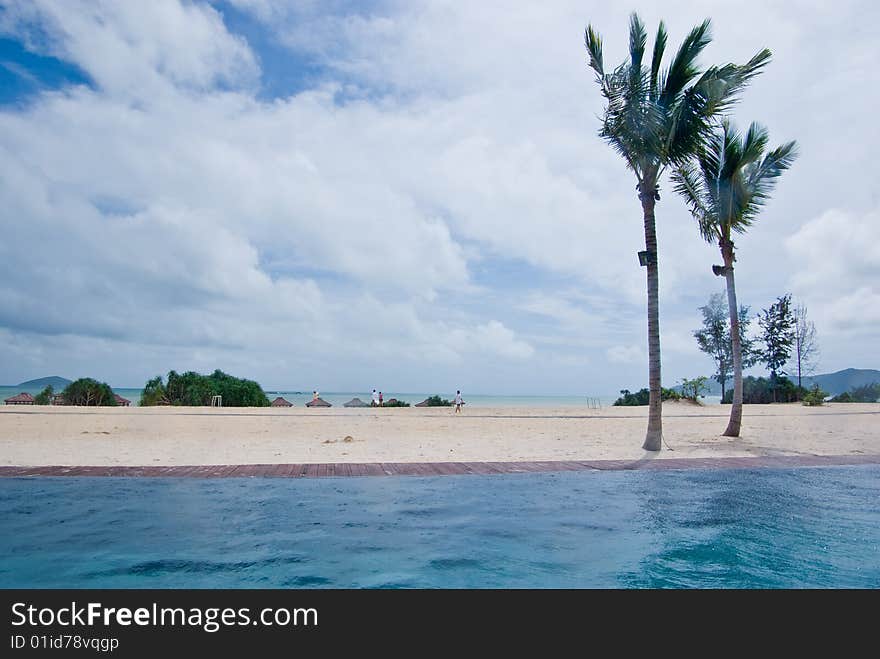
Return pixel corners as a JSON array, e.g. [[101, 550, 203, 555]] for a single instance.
[[0, 0, 877, 394]]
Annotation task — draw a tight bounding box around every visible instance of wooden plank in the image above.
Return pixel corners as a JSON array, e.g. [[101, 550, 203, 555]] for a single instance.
[[3, 454, 880, 479]]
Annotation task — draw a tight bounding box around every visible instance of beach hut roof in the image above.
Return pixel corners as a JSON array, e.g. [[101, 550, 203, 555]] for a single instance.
[[414, 399, 430, 407], [343, 397, 369, 407], [305, 397, 332, 407], [113, 393, 131, 405], [271, 396, 293, 407], [4, 392, 34, 404]]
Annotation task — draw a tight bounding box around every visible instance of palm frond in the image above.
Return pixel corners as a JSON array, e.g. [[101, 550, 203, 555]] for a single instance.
[[694, 49, 772, 118], [740, 122, 769, 168], [585, 25, 604, 78], [659, 19, 711, 108], [672, 162, 717, 243], [584, 15, 775, 195], [737, 140, 799, 229], [674, 118, 798, 241], [650, 21, 667, 100], [628, 13, 647, 80]]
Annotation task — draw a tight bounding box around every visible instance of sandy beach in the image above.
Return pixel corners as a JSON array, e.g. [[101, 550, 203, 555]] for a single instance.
[[0, 401, 877, 467]]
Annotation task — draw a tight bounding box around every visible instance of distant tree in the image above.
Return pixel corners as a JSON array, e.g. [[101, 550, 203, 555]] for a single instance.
[[680, 376, 709, 402], [722, 375, 802, 404], [801, 384, 828, 406], [584, 13, 770, 450], [62, 378, 117, 406], [34, 385, 54, 405], [693, 293, 757, 401], [613, 387, 681, 406], [830, 383, 880, 403], [790, 303, 819, 388], [140, 370, 269, 407], [758, 294, 796, 401], [140, 376, 168, 406]]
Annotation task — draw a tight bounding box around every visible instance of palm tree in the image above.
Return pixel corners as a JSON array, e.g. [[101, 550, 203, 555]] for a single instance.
[[585, 14, 770, 450], [673, 120, 797, 436]]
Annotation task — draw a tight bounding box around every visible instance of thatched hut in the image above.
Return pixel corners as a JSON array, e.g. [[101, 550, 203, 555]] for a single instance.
[[114, 393, 131, 407], [271, 396, 293, 407], [4, 392, 34, 405], [305, 397, 332, 407], [343, 397, 369, 407]]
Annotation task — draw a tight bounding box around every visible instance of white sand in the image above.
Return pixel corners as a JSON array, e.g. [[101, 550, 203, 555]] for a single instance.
[[0, 402, 877, 466]]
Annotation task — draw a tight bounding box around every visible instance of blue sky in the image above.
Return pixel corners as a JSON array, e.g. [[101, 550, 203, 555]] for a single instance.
[[0, 0, 877, 393]]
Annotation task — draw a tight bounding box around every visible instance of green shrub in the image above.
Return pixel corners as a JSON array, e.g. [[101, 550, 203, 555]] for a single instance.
[[830, 383, 879, 403], [382, 398, 410, 408], [680, 376, 708, 403], [424, 395, 453, 407], [34, 385, 53, 405], [613, 387, 680, 406], [62, 378, 117, 406], [802, 384, 828, 406], [722, 376, 803, 404], [140, 370, 270, 407]]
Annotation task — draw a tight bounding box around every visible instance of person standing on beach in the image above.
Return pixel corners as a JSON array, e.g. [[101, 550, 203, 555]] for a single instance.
[[313, 391, 319, 401], [372, 389, 379, 407], [454, 390, 463, 414], [379, 391, 384, 407]]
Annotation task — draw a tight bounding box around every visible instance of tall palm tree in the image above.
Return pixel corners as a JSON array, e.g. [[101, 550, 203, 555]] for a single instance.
[[673, 120, 797, 436], [585, 14, 770, 450]]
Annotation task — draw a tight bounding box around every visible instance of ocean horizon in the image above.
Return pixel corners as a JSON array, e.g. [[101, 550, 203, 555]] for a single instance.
[[0, 385, 723, 408]]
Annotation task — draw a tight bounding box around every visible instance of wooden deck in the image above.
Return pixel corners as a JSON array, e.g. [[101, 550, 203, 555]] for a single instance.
[[0, 453, 878, 479]]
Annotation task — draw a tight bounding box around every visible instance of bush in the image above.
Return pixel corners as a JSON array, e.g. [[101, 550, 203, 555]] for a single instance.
[[680, 376, 709, 403], [34, 385, 53, 405], [613, 387, 681, 406], [830, 383, 879, 403], [139, 376, 168, 406], [424, 395, 453, 407], [140, 370, 270, 407], [802, 384, 828, 406], [62, 378, 117, 406], [722, 376, 803, 404], [381, 398, 410, 407]]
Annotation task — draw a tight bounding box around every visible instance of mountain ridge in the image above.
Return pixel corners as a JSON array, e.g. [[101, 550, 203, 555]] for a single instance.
[[14, 376, 72, 389]]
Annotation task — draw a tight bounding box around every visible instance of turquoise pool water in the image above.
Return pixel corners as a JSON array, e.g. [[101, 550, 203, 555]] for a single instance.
[[1, 466, 877, 588]]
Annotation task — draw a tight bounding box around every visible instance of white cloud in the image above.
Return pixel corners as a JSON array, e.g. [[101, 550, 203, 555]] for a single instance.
[[455, 321, 535, 360], [1, 0, 259, 96], [1, 0, 878, 392], [606, 345, 644, 365], [785, 209, 880, 345]]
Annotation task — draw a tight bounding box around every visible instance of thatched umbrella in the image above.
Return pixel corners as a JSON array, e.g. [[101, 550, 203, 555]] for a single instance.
[[343, 397, 369, 407], [271, 396, 293, 407], [306, 397, 332, 407]]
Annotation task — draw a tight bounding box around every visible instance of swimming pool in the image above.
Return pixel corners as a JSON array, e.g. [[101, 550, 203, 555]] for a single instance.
[[1, 465, 877, 588]]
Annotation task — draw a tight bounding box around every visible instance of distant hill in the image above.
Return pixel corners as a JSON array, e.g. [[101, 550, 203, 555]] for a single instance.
[[16, 376, 72, 389], [802, 369, 880, 395]]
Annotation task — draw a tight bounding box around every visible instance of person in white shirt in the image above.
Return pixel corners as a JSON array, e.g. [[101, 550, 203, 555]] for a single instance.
[[371, 389, 379, 407], [454, 390, 463, 414]]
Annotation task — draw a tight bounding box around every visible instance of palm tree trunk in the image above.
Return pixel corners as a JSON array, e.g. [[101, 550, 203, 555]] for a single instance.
[[720, 240, 743, 437], [639, 185, 662, 451]]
